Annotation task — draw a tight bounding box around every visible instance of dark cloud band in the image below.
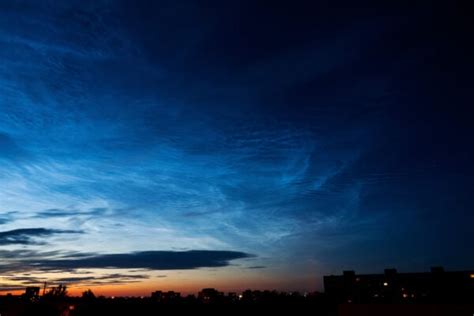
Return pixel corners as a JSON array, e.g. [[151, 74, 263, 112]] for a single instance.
[[29, 250, 252, 271], [0, 228, 83, 245]]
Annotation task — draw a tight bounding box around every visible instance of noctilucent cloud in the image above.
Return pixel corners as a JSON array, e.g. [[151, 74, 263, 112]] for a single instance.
[[0, 1, 473, 295]]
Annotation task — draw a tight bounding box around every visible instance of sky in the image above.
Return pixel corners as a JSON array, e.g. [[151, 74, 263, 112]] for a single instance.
[[0, 1, 473, 296]]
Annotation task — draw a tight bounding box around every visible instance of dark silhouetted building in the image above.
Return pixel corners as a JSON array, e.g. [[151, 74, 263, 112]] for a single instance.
[[324, 267, 474, 303], [227, 292, 238, 302], [198, 288, 224, 303], [23, 287, 40, 302], [151, 290, 181, 303]]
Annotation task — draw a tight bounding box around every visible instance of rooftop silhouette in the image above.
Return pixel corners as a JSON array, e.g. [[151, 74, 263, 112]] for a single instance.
[[324, 267, 474, 304]]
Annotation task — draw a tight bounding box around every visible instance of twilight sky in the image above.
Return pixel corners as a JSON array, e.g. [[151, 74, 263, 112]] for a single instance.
[[0, 1, 473, 295]]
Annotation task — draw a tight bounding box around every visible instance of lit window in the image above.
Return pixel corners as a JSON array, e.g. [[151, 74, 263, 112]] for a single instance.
[[383, 282, 388, 286], [470, 274, 474, 279]]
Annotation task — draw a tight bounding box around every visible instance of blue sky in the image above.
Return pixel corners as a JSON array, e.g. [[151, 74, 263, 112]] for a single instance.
[[0, 1, 473, 294]]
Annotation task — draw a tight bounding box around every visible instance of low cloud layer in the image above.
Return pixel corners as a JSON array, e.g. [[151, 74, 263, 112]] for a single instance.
[[29, 250, 252, 271], [0, 249, 252, 280], [2, 273, 151, 289], [0, 228, 83, 245]]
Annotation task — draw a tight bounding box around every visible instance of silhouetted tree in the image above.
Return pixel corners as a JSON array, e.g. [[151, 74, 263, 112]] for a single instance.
[[45, 284, 68, 298], [82, 289, 96, 300]]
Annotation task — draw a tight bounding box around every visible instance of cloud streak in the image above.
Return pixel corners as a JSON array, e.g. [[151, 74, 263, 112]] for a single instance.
[[33, 208, 108, 219], [29, 250, 252, 271], [0, 228, 83, 245]]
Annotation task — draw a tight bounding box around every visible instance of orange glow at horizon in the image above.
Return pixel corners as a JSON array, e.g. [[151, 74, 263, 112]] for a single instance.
[[0, 271, 320, 297]]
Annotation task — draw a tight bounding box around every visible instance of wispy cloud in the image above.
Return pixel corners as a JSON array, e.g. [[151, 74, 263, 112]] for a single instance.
[[33, 208, 108, 219], [0, 228, 83, 245], [0, 211, 18, 225], [0, 132, 28, 160], [2, 273, 150, 288]]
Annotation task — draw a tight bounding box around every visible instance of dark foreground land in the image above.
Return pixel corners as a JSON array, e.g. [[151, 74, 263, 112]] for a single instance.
[[3, 295, 329, 316], [2, 268, 473, 315], [1, 297, 329, 316], [1, 298, 473, 316]]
